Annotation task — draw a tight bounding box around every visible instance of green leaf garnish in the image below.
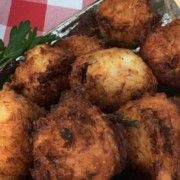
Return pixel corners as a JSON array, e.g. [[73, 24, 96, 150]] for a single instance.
[[0, 39, 4, 50], [0, 39, 5, 59], [0, 20, 58, 66], [25, 27, 37, 49], [0, 20, 59, 87], [105, 114, 140, 128], [0, 75, 11, 89], [30, 33, 58, 48]]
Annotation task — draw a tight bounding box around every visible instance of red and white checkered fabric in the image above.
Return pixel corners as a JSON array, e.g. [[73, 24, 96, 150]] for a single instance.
[[0, 0, 96, 44]]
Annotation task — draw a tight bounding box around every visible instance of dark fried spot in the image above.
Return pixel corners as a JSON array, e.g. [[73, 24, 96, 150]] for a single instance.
[[108, 120, 127, 172], [149, 129, 159, 154], [172, 172, 179, 180], [161, 61, 175, 71], [152, 160, 161, 178], [46, 152, 58, 162], [171, 55, 179, 68], [60, 128, 73, 143], [42, 170, 51, 180], [99, 132, 105, 142], [86, 171, 98, 180], [38, 74, 49, 83], [81, 128, 93, 147], [158, 120, 173, 155], [80, 63, 89, 83], [140, 108, 159, 154], [141, 108, 173, 155], [34, 160, 41, 168], [67, 104, 95, 126], [38, 54, 73, 84], [171, 97, 180, 107], [98, 16, 114, 32]]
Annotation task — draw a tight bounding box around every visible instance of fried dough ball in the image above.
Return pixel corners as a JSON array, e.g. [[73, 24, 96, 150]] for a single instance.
[[32, 91, 127, 180], [97, 0, 156, 48], [116, 93, 180, 180], [0, 85, 45, 180], [12, 44, 73, 106], [70, 48, 157, 111], [54, 35, 102, 58], [141, 19, 180, 89]]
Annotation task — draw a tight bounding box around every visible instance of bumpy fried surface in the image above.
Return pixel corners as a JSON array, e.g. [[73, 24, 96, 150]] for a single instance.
[[117, 93, 180, 180], [54, 35, 102, 57], [12, 44, 73, 106], [97, 0, 156, 48], [70, 48, 157, 112], [32, 91, 127, 180], [0, 85, 45, 180], [142, 19, 180, 89]]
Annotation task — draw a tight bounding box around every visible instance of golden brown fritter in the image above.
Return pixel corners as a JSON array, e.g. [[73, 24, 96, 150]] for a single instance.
[[97, 0, 156, 48], [54, 35, 102, 58], [32, 91, 127, 180], [116, 93, 180, 180], [70, 48, 157, 112], [141, 19, 180, 89], [12, 44, 73, 106], [0, 85, 45, 180]]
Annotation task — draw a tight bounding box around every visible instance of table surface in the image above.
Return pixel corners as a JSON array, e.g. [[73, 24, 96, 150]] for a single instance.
[[0, 0, 96, 44]]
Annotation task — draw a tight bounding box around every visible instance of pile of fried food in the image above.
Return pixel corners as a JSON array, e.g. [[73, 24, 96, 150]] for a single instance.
[[0, 0, 179, 179]]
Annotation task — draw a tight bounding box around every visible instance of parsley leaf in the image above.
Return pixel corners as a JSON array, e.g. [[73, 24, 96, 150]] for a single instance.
[[0, 75, 11, 89], [0, 39, 4, 50], [0, 20, 58, 66], [105, 114, 140, 128], [30, 33, 58, 48], [26, 27, 37, 49], [0, 39, 5, 60], [3, 21, 31, 60]]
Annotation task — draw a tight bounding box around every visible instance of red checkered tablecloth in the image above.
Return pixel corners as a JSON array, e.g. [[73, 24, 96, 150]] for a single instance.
[[0, 0, 96, 44]]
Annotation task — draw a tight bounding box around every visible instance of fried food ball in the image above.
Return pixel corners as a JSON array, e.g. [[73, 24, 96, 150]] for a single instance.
[[54, 35, 102, 58], [0, 85, 45, 180], [116, 93, 180, 180], [32, 91, 127, 180], [97, 0, 156, 48], [70, 48, 157, 112], [12, 44, 73, 106], [141, 19, 180, 89]]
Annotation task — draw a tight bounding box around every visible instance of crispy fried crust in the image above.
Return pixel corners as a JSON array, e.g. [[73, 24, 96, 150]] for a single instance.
[[117, 93, 180, 180], [70, 48, 157, 112], [97, 0, 156, 48], [12, 44, 73, 106], [54, 35, 102, 57], [32, 91, 127, 180], [141, 19, 180, 89], [0, 85, 45, 180]]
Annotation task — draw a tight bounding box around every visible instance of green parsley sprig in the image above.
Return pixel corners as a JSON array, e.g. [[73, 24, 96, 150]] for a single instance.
[[0, 20, 58, 66], [105, 114, 140, 128]]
